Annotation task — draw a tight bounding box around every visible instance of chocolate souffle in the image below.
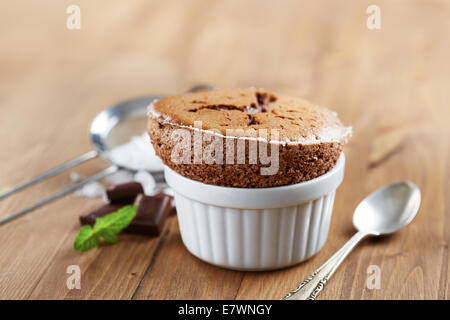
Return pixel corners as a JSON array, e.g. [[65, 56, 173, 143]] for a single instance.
[[147, 88, 351, 188]]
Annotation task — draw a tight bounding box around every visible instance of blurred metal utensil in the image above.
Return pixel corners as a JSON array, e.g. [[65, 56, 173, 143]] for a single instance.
[[0, 85, 216, 226]]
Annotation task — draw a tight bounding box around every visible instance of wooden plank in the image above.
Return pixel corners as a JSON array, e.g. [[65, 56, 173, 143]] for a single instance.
[[132, 219, 244, 300], [0, 0, 448, 300]]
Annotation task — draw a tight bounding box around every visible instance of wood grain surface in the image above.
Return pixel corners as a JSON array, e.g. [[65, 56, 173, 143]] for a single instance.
[[0, 0, 449, 300]]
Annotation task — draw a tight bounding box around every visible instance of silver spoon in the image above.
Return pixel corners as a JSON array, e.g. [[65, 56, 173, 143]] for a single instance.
[[282, 180, 421, 300], [0, 85, 215, 226]]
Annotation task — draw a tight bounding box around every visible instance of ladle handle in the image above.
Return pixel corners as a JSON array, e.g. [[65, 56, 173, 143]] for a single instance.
[[282, 231, 368, 300], [0, 150, 99, 200], [0, 165, 118, 226]]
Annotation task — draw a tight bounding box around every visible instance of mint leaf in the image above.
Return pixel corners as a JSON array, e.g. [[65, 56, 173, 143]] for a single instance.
[[93, 205, 137, 235], [96, 229, 118, 244], [74, 205, 137, 252], [74, 225, 100, 252]]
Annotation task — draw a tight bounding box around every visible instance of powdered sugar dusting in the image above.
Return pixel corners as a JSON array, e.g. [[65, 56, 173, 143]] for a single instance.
[[73, 170, 158, 199], [134, 170, 157, 195], [106, 133, 164, 171], [72, 132, 163, 199], [75, 181, 106, 199]]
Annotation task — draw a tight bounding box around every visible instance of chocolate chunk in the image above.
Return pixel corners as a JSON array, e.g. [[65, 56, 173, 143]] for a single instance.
[[79, 204, 124, 226], [106, 182, 144, 204], [131, 194, 171, 236], [80, 192, 176, 236]]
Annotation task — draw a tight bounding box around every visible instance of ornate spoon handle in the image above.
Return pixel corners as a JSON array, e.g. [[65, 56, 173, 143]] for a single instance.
[[282, 231, 369, 300]]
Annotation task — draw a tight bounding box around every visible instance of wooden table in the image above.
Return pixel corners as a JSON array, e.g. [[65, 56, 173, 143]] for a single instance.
[[0, 0, 449, 300]]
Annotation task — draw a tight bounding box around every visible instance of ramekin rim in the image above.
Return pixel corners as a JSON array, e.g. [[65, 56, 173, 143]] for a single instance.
[[164, 153, 345, 208]]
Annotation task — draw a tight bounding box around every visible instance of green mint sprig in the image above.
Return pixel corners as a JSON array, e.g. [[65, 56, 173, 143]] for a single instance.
[[74, 205, 137, 252]]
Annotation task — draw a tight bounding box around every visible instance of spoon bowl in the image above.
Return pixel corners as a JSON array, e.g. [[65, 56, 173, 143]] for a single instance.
[[353, 181, 421, 235]]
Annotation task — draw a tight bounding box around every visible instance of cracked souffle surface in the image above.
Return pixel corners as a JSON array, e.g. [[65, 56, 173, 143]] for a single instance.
[[147, 88, 351, 188]]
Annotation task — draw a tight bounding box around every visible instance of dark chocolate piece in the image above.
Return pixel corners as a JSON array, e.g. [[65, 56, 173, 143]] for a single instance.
[[79, 193, 175, 236], [79, 204, 124, 226], [106, 182, 144, 204], [131, 194, 171, 236]]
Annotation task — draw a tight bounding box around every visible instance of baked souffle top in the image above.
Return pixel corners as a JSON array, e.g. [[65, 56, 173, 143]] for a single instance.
[[147, 88, 351, 145]]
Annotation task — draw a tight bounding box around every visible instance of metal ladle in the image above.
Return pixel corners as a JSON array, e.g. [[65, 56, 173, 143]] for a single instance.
[[282, 180, 421, 300], [0, 85, 215, 226]]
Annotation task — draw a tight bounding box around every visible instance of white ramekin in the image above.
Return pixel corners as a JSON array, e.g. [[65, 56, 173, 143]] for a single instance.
[[164, 154, 345, 271]]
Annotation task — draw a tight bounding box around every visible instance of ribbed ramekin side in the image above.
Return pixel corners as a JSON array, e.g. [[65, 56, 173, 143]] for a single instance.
[[290, 190, 336, 263], [175, 190, 336, 271]]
